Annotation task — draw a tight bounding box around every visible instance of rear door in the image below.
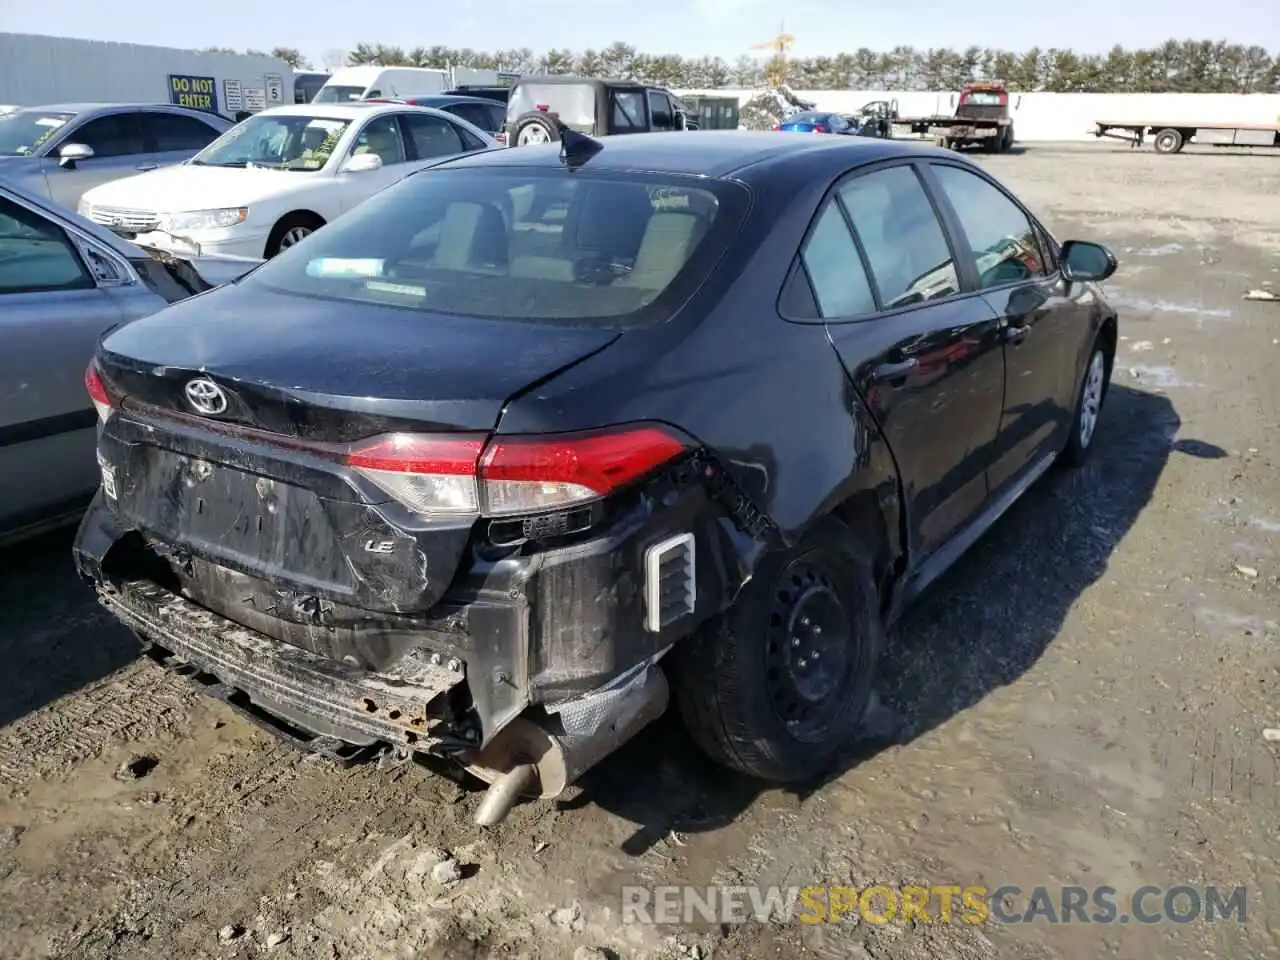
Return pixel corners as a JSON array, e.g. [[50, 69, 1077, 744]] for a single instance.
[[802, 162, 1006, 559], [136, 110, 225, 171], [40, 112, 149, 209], [0, 194, 125, 532], [924, 161, 1088, 493]]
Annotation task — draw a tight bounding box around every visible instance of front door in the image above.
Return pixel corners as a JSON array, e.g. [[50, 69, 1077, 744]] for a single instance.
[[801, 162, 1006, 559], [41, 112, 149, 210], [925, 161, 1092, 493], [0, 196, 124, 532]]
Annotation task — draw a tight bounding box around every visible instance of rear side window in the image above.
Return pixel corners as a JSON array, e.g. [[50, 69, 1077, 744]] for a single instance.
[[611, 91, 647, 132], [247, 169, 745, 327], [142, 112, 221, 151], [798, 201, 875, 318], [838, 166, 959, 309], [508, 83, 595, 127], [397, 113, 464, 160], [930, 164, 1046, 289]]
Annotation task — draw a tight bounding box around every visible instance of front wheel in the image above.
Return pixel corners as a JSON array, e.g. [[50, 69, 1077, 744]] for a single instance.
[[1060, 341, 1110, 467], [672, 518, 882, 782]]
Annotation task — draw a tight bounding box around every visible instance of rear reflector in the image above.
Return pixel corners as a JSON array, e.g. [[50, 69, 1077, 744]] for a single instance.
[[342, 424, 688, 518], [85, 361, 112, 422]]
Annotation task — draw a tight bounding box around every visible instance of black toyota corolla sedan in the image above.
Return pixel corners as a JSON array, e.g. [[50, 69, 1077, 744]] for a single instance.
[[75, 131, 1118, 824]]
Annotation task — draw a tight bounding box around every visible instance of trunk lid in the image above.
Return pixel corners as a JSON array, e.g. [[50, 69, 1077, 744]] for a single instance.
[[95, 283, 619, 614]]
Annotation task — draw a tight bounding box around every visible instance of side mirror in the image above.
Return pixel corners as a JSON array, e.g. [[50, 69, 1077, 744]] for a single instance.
[[341, 152, 383, 174], [58, 142, 94, 168], [1060, 240, 1117, 283], [674, 110, 687, 131]]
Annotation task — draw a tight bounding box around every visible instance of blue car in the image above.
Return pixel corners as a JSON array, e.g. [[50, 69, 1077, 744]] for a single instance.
[[774, 111, 853, 134]]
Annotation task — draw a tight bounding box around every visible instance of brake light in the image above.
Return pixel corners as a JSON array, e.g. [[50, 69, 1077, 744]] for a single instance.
[[85, 361, 113, 422], [481, 426, 688, 515], [342, 425, 688, 517], [772, 123, 781, 131], [535, 104, 549, 112]]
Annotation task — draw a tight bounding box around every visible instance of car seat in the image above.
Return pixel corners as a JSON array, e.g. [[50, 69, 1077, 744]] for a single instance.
[[355, 126, 403, 163], [619, 212, 708, 291], [430, 202, 508, 272]]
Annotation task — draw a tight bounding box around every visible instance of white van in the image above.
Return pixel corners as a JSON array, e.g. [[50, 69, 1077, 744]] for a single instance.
[[313, 66, 449, 103]]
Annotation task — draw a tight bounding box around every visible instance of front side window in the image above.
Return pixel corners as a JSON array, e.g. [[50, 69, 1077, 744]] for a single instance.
[[647, 91, 673, 131], [192, 115, 350, 171], [65, 114, 145, 158], [0, 197, 93, 294], [839, 166, 959, 310], [247, 169, 744, 327], [931, 164, 1046, 289], [349, 115, 407, 165], [611, 91, 647, 132], [0, 109, 75, 157]]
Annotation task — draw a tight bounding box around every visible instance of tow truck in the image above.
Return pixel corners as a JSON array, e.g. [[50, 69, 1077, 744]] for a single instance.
[[890, 80, 1019, 152]]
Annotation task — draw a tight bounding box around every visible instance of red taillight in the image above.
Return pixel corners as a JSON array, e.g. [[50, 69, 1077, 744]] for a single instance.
[[85, 361, 112, 422], [535, 104, 549, 112], [481, 426, 688, 516], [342, 424, 688, 518], [813, 128, 826, 134], [772, 123, 781, 131]]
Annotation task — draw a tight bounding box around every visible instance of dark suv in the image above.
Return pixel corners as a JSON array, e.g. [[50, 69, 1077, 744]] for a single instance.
[[504, 76, 690, 146]]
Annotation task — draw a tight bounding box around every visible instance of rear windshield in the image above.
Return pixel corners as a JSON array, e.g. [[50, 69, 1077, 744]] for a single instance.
[[507, 83, 595, 126], [246, 166, 747, 327], [784, 112, 826, 124], [961, 92, 1005, 106]]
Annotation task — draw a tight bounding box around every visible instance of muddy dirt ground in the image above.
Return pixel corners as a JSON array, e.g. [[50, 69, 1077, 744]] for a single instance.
[[1, 143, 1278, 960]]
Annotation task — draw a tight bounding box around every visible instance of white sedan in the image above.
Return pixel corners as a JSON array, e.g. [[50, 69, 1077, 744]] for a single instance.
[[76, 102, 499, 258]]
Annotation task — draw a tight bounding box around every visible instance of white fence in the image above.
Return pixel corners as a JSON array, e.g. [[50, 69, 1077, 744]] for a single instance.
[[677, 89, 1280, 141]]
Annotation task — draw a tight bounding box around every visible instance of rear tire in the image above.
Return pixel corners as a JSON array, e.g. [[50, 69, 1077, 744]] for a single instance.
[[1153, 128, 1183, 155], [672, 517, 882, 782], [266, 212, 324, 258], [1060, 340, 1110, 467]]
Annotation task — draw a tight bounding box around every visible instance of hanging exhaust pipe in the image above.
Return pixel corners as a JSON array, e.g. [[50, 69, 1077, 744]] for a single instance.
[[463, 662, 669, 826]]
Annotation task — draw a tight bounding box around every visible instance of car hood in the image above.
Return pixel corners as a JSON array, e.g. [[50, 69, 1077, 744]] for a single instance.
[[82, 163, 322, 211]]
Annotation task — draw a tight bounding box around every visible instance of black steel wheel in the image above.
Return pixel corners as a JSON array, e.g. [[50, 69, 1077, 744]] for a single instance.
[[673, 517, 883, 782]]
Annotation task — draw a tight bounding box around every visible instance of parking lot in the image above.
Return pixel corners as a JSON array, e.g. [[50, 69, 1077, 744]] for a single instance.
[[1, 141, 1278, 960]]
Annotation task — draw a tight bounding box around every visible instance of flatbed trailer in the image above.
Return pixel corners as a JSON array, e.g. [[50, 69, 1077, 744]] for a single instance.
[[1092, 120, 1280, 154]]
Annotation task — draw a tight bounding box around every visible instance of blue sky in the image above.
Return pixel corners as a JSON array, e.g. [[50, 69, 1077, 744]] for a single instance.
[[2, 0, 1277, 66]]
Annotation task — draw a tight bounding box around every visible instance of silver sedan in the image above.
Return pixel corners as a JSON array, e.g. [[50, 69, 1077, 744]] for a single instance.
[[0, 179, 259, 544]]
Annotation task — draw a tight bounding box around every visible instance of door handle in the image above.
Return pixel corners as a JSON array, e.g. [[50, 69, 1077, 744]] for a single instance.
[[135, 162, 159, 172], [870, 357, 919, 382], [1003, 321, 1030, 344]]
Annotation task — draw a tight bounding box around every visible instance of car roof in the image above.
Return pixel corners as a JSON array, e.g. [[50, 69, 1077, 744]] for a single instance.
[[396, 95, 499, 108], [15, 102, 221, 116], [436, 130, 949, 180], [252, 101, 432, 120], [513, 75, 649, 89]]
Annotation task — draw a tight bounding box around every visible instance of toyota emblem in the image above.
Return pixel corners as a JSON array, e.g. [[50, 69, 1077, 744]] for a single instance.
[[184, 377, 228, 416]]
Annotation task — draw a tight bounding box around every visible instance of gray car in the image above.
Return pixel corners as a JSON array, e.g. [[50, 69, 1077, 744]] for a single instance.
[[0, 103, 232, 212], [0, 179, 259, 544]]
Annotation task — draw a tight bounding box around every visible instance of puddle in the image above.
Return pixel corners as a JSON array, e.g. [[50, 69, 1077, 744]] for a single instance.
[[1130, 243, 1183, 257], [1122, 364, 1200, 388], [1105, 286, 1233, 322]]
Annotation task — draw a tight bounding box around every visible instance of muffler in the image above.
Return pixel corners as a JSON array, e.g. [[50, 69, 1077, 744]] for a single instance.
[[465, 662, 669, 826]]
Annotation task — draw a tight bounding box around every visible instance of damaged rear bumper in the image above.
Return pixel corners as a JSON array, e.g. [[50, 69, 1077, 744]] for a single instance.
[[95, 576, 470, 757]]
